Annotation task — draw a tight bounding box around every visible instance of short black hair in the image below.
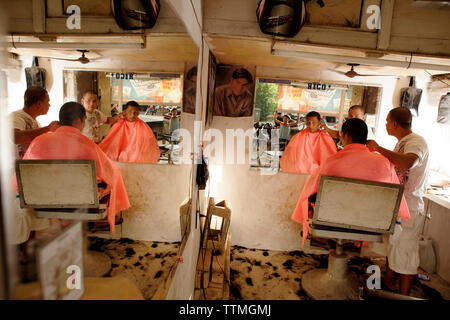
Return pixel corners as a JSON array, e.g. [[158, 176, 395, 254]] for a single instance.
[[186, 66, 197, 81], [124, 100, 140, 110], [341, 118, 368, 144], [305, 111, 321, 121], [232, 68, 253, 83], [59, 102, 86, 126], [24, 87, 48, 107], [389, 107, 412, 130]]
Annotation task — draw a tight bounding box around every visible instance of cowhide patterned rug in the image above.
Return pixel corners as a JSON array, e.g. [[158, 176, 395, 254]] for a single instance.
[[229, 246, 446, 300], [87, 237, 180, 300]]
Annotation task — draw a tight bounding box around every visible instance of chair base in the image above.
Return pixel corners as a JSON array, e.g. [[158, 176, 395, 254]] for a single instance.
[[84, 251, 111, 277], [302, 268, 360, 300], [302, 252, 360, 300]]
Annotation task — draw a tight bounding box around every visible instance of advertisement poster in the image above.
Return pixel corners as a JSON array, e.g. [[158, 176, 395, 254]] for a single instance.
[[278, 85, 352, 113], [111, 76, 183, 105]]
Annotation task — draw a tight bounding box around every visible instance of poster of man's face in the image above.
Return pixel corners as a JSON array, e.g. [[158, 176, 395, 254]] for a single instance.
[[182, 63, 198, 114], [213, 64, 256, 117]]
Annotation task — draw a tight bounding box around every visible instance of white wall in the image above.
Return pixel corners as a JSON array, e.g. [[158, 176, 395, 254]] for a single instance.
[[117, 163, 191, 242], [423, 196, 450, 283]]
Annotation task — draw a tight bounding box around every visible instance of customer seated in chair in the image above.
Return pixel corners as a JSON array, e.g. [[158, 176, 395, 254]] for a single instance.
[[99, 101, 160, 163], [280, 111, 337, 174], [23, 102, 130, 234], [292, 118, 410, 247]]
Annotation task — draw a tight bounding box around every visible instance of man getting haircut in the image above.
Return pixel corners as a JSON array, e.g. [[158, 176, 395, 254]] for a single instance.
[[280, 111, 337, 174], [22, 102, 130, 234], [99, 101, 160, 163], [292, 118, 410, 248]]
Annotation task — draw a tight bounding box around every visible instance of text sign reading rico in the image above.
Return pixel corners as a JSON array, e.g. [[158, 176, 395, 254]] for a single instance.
[[308, 83, 332, 90], [110, 72, 134, 80]]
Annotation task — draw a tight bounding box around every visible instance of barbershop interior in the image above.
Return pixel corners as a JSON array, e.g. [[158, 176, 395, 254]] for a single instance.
[[0, 0, 450, 301]]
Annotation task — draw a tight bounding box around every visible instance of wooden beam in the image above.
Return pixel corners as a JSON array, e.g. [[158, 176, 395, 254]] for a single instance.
[[45, 17, 186, 34], [166, 0, 202, 48], [377, 0, 395, 50], [389, 36, 450, 57], [32, 0, 46, 33], [272, 49, 450, 72]]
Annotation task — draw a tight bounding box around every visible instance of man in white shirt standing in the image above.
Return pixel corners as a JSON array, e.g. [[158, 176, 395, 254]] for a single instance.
[[10, 86, 60, 159], [367, 107, 429, 296], [80, 91, 120, 144]]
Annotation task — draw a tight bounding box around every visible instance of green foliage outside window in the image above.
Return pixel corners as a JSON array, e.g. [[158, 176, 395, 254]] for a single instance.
[[254, 83, 279, 122]]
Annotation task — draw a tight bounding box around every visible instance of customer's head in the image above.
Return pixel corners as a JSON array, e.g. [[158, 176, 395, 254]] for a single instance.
[[123, 101, 140, 122], [305, 111, 321, 133], [340, 118, 368, 146], [59, 102, 86, 131]]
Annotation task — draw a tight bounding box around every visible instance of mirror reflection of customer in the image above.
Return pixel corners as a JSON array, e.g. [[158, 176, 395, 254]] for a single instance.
[[80, 91, 120, 143], [213, 68, 254, 117], [99, 101, 160, 163], [183, 66, 197, 114]]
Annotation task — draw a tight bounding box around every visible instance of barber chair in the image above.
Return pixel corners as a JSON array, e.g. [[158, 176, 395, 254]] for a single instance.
[[15, 160, 114, 277], [301, 175, 403, 300]]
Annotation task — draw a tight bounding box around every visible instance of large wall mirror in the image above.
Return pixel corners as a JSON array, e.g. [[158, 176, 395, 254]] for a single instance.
[[63, 70, 189, 165], [251, 78, 382, 169]]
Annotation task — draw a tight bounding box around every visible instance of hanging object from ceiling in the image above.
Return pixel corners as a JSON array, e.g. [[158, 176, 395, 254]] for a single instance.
[[25, 57, 46, 89], [112, 0, 160, 30], [400, 76, 423, 117], [328, 63, 399, 78], [256, 0, 306, 38], [39, 50, 102, 65]]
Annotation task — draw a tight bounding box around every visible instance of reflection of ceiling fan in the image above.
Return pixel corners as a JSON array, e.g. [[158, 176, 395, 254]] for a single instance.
[[41, 50, 101, 64], [329, 63, 398, 78]]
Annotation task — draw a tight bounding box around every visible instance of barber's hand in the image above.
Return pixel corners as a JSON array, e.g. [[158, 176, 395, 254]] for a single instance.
[[112, 114, 121, 122], [366, 139, 379, 152], [47, 121, 60, 132]]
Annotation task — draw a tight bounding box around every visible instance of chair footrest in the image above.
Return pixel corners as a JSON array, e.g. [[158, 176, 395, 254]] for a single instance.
[[310, 224, 383, 242], [35, 205, 107, 220]]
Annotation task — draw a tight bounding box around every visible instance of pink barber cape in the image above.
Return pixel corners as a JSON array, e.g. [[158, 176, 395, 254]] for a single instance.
[[280, 129, 338, 174], [292, 143, 410, 246], [99, 118, 160, 163], [23, 126, 130, 233]]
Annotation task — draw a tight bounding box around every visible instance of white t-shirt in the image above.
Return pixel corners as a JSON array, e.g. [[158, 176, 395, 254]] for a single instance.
[[81, 109, 107, 143], [394, 132, 429, 213], [367, 126, 376, 140], [10, 109, 41, 159]]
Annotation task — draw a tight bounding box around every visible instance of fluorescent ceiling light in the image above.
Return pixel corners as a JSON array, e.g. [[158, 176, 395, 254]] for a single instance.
[[7, 42, 143, 49]]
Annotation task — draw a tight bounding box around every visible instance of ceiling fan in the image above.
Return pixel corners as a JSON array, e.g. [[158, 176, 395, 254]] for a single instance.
[[329, 63, 398, 78], [40, 50, 101, 64]]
